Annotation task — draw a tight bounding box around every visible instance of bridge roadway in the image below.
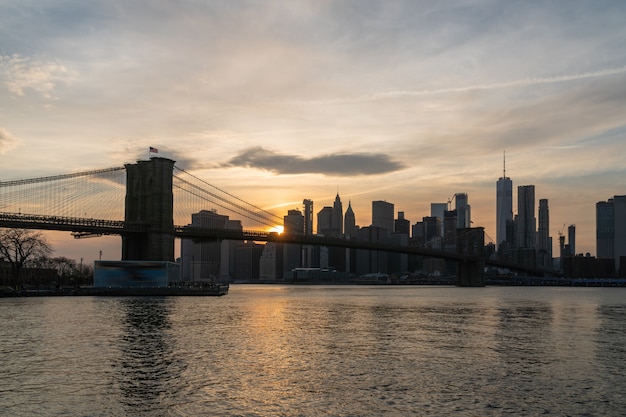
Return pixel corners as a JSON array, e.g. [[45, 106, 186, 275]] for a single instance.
[[0, 212, 552, 276]]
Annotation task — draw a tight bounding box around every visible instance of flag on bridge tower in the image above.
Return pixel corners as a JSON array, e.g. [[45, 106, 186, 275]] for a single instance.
[[149, 147, 158, 153]]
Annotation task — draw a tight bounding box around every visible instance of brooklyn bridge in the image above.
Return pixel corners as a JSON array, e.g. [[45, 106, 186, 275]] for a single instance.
[[0, 157, 552, 286]]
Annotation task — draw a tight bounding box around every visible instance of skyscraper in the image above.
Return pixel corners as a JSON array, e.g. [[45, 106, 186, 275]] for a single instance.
[[394, 211, 410, 235], [567, 225, 576, 256], [431, 202, 447, 237], [455, 193, 471, 229], [372, 200, 394, 235], [316, 194, 343, 237], [597, 195, 626, 272], [517, 185, 536, 249], [496, 154, 513, 249], [344, 201, 357, 238], [303, 199, 313, 236], [333, 193, 343, 236], [537, 198, 551, 267], [317, 206, 334, 235], [284, 209, 304, 234]]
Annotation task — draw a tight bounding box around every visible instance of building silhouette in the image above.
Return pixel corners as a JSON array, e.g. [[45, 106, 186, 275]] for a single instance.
[[431, 202, 447, 237], [333, 193, 343, 236], [496, 155, 513, 249], [344, 201, 357, 238], [537, 198, 552, 267], [597, 195, 626, 273], [568, 224, 576, 256], [283, 209, 304, 276], [303, 199, 314, 235], [180, 210, 242, 281], [455, 193, 471, 229], [317, 194, 344, 237], [394, 211, 410, 236], [372, 200, 394, 235], [516, 185, 536, 249]]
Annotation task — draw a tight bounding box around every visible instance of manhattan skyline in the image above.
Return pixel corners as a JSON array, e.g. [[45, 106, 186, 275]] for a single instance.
[[1, 1, 626, 263]]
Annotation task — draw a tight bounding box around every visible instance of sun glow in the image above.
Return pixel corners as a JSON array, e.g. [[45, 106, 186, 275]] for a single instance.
[[268, 225, 284, 234]]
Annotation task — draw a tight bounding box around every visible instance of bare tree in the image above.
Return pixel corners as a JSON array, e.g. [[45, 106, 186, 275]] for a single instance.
[[0, 228, 52, 289]]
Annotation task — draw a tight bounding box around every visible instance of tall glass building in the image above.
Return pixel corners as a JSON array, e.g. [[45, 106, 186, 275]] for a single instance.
[[496, 175, 512, 249], [517, 185, 536, 249]]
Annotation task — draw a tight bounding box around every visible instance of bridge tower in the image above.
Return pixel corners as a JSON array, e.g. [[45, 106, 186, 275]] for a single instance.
[[122, 157, 175, 262], [456, 227, 485, 287]]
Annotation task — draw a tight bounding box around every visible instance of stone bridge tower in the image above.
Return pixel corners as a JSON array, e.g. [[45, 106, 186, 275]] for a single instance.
[[122, 157, 175, 261]]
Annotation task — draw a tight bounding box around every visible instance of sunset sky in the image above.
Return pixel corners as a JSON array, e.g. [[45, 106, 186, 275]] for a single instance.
[[1, 0, 626, 263]]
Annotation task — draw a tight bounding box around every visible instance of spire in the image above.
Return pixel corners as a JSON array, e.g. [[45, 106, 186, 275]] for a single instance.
[[503, 150, 506, 178]]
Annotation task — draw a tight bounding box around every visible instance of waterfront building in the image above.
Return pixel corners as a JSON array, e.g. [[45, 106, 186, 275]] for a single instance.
[[356, 225, 388, 276], [180, 210, 242, 281], [372, 200, 394, 235], [597, 195, 626, 272], [259, 242, 283, 281], [232, 242, 264, 281], [283, 209, 304, 275], [516, 185, 536, 249], [596, 200, 614, 259]]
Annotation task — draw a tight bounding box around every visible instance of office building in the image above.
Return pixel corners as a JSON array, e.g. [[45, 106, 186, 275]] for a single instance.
[[333, 193, 343, 236], [372, 200, 394, 235], [568, 225, 576, 256], [394, 212, 410, 236], [317, 206, 334, 236], [597, 195, 626, 272], [517, 185, 536, 249], [317, 194, 343, 237], [496, 155, 513, 249], [284, 209, 304, 234], [537, 199, 551, 267], [283, 209, 304, 275], [180, 210, 242, 281], [455, 193, 471, 229], [344, 201, 357, 238], [303, 199, 314, 235], [431, 202, 447, 236], [302, 199, 314, 268]]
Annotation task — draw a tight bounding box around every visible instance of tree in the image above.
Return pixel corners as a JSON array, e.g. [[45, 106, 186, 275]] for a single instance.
[[0, 228, 52, 289]]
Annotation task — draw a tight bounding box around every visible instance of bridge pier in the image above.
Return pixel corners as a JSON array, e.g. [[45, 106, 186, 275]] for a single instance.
[[456, 227, 485, 287], [122, 157, 176, 262]]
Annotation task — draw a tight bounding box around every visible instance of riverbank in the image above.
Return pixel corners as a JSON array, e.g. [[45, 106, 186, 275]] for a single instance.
[[0, 284, 229, 297]]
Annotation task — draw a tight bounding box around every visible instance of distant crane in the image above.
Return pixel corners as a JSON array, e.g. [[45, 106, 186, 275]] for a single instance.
[[447, 194, 456, 211], [558, 223, 571, 258]]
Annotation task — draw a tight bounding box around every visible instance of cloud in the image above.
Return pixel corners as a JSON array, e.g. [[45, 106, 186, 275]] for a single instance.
[[0, 128, 19, 154], [221, 147, 405, 176], [0, 54, 72, 97]]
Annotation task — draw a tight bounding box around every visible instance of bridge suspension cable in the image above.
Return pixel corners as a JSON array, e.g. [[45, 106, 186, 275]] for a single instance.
[[0, 167, 126, 220], [173, 166, 283, 228]]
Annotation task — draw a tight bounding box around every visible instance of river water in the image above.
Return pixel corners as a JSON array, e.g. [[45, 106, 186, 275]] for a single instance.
[[1, 285, 626, 416]]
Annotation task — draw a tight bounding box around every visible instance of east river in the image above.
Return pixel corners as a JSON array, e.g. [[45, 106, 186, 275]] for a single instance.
[[1, 285, 626, 416]]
